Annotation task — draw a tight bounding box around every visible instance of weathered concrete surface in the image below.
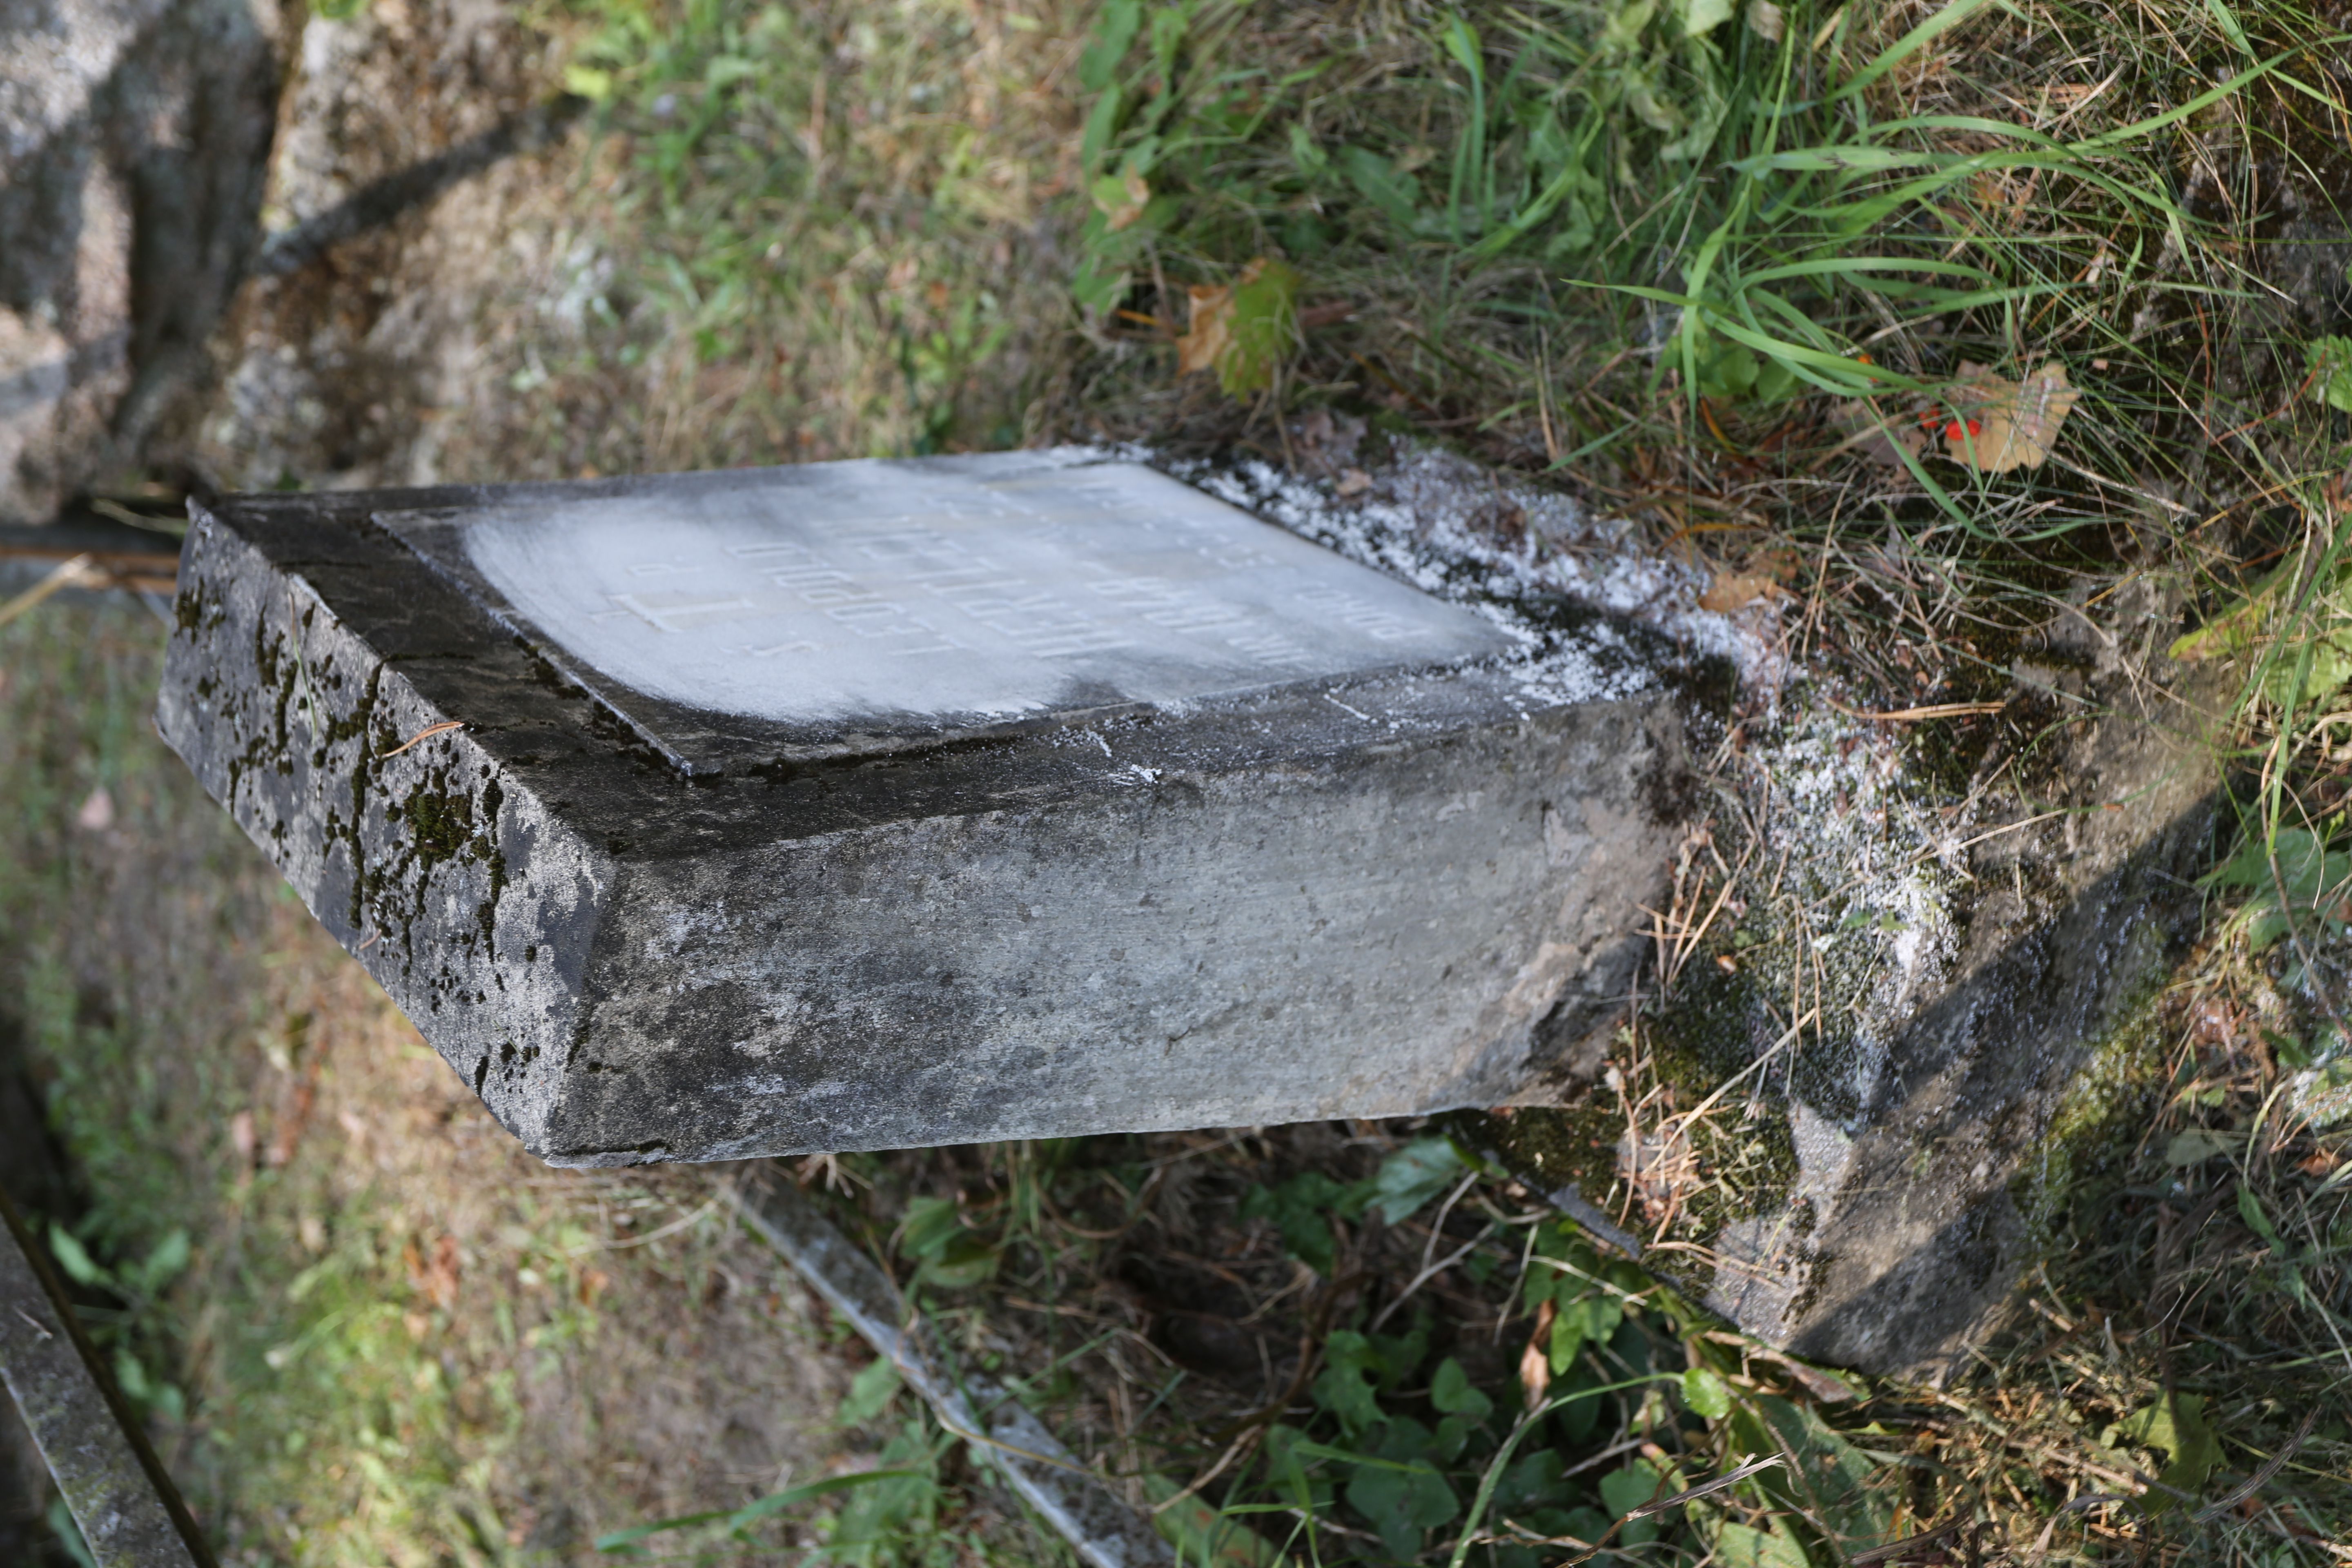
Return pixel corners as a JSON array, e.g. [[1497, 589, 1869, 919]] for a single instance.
[[155, 448, 1694, 1163], [1471, 561, 2221, 1376], [1762, 667, 2216, 1375]]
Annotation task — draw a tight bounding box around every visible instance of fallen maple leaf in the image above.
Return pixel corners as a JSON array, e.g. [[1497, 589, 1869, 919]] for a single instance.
[[1942, 360, 2079, 472]]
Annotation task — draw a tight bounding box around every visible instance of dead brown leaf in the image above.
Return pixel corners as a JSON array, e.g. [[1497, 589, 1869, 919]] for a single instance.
[[1175, 279, 1235, 379], [1942, 360, 2079, 472], [1699, 572, 1784, 613], [405, 1233, 462, 1310], [1091, 171, 1150, 232], [1520, 1296, 1556, 1409]]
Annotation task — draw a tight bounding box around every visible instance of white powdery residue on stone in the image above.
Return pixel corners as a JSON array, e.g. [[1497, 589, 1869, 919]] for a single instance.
[[1740, 702, 1967, 1132], [1159, 439, 1973, 1132], [1161, 439, 1788, 703]]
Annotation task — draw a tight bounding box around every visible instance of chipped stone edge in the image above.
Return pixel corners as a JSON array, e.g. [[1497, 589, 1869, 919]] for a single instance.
[[154, 503, 615, 1154]]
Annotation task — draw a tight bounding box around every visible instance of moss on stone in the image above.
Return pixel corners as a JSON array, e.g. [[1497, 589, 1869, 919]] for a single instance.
[[2008, 981, 2172, 1250], [1447, 1097, 1622, 1200]]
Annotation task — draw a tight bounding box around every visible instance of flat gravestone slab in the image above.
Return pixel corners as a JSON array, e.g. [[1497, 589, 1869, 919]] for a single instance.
[[382, 459, 1510, 769], [156, 449, 1688, 1164]]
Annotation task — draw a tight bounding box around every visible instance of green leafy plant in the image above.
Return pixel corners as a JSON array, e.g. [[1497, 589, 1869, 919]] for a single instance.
[[2309, 335, 2352, 413], [2205, 824, 2352, 951], [896, 1194, 1004, 1290]]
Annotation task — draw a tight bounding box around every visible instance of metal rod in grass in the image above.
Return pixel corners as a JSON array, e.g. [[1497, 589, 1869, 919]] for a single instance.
[[0, 552, 98, 630], [1442, 1372, 1710, 1568]]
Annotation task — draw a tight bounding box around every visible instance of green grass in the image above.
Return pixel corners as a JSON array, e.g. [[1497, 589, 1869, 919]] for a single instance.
[[0, 601, 1015, 1568], [512, 0, 1097, 471]]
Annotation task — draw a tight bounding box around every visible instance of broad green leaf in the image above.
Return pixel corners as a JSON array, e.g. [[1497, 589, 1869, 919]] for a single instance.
[[1523, 1226, 1597, 1310], [1431, 1356, 1493, 1422], [1214, 258, 1300, 398], [1597, 1457, 1675, 1545], [2309, 336, 2352, 413], [1752, 1395, 1893, 1544], [896, 1195, 999, 1288], [1598, 1462, 1665, 1516], [836, 1356, 902, 1426], [1711, 1519, 1813, 1568], [2164, 1127, 2238, 1166], [2205, 827, 2352, 949], [2169, 552, 2352, 709], [2238, 1185, 2283, 1249], [135, 1228, 192, 1294], [2169, 572, 2285, 665], [1078, 0, 1141, 93], [48, 1224, 110, 1288], [1681, 0, 1735, 33], [916, 1231, 1000, 1289], [1682, 1366, 1732, 1421], [1339, 147, 1428, 232], [1552, 1361, 1606, 1443], [1438, 11, 1482, 74], [1287, 122, 1329, 177], [562, 64, 615, 101], [2103, 1394, 2223, 1506], [1311, 1330, 1384, 1436], [1549, 1282, 1623, 1371], [702, 56, 757, 90], [1071, 256, 1131, 314], [896, 1195, 964, 1260], [1242, 1169, 1373, 1275], [1371, 1137, 1468, 1224], [1344, 1419, 1460, 1559], [1078, 82, 1123, 172], [1494, 1448, 1572, 1512]]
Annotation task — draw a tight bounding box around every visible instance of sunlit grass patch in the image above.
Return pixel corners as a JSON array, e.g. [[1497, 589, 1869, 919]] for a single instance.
[[526, 0, 1098, 470], [0, 601, 868, 1567]]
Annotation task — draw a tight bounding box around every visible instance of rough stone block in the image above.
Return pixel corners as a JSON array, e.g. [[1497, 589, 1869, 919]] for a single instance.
[[156, 448, 1690, 1163]]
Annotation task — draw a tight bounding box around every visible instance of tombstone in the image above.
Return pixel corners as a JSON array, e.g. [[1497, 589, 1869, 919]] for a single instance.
[[155, 448, 1690, 1163]]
